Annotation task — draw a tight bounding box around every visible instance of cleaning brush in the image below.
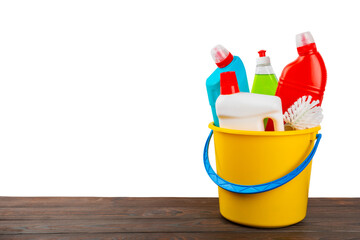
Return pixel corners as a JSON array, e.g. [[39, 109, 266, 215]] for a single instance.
[[283, 95, 323, 130]]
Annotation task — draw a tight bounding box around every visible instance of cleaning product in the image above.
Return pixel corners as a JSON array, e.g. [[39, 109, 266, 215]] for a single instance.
[[251, 50, 278, 95], [283, 95, 323, 130], [266, 31, 327, 131], [252, 50, 278, 128], [216, 71, 284, 131], [206, 45, 249, 127]]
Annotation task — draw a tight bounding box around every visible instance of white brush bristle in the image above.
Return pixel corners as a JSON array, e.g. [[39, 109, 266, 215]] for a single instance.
[[283, 96, 323, 130]]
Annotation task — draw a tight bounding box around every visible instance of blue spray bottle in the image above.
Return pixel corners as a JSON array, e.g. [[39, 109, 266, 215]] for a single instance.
[[206, 45, 249, 126]]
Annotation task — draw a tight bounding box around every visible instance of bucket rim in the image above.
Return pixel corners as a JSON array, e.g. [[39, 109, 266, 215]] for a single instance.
[[209, 122, 321, 136]]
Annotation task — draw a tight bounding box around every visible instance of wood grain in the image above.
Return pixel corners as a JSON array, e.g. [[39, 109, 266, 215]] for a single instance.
[[0, 197, 359, 239], [0, 205, 359, 220], [1, 232, 360, 240]]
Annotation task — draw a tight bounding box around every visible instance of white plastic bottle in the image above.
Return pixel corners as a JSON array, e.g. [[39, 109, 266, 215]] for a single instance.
[[216, 71, 284, 131]]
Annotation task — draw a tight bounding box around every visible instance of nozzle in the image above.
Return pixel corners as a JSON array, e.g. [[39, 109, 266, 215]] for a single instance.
[[211, 44, 234, 68], [258, 50, 266, 57], [256, 50, 270, 65], [296, 32, 315, 48], [296, 32, 318, 55]]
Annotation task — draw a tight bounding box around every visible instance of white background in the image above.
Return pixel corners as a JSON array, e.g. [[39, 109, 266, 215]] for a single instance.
[[0, 0, 359, 197]]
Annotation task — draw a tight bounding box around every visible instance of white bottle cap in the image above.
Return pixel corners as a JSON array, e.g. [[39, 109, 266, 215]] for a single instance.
[[256, 56, 270, 65], [211, 45, 230, 64], [296, 32, 315, 48], [256, 50, 270, 65]]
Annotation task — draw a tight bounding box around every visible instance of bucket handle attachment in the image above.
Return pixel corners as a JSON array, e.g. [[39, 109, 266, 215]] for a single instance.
[[203, 130, 322, 194]]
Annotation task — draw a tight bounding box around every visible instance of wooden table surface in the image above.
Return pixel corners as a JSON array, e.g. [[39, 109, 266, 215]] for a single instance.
[[0, 197, 359, 239]]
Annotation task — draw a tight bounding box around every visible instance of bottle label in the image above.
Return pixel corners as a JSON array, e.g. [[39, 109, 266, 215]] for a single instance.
[[255, 65, 275, 75]]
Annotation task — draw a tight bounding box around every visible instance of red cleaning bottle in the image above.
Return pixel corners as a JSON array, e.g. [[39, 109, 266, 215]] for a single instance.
[[266, 32, 327, 131]]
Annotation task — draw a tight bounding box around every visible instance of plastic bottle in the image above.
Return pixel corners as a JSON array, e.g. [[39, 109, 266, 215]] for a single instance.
[[251, 50, 278, 95], [206, 45, 249, 127], [266, 32, 327, 131], [216, 71, 284, 131]]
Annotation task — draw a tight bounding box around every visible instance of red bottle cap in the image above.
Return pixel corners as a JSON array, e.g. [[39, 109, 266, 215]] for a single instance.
[[297, 43, 317, 55], [220, 71, 239, 95], [216, 52, 233, 68], [258, 50, 266, 57]]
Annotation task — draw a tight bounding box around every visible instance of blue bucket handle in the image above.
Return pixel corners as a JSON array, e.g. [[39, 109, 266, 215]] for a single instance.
[[203, 130, 322, 194]]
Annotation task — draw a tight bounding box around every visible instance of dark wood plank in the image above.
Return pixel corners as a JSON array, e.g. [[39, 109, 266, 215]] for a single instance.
[[0, 197, 219, 208], [0, 217, 360, 234], [1, 232, 360, 240], [0, 206, 220, 220], [0, 205, 359, 220], [308, 198, 360, 207], [1, 197, 359, 208]]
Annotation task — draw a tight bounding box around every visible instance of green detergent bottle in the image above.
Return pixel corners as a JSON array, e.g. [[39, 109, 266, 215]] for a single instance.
[[251, 50, 278, 127], [252, 50, 278, 95]]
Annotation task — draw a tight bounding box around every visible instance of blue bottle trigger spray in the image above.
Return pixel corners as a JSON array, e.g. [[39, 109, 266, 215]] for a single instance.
[[206, 45, 249, 126]]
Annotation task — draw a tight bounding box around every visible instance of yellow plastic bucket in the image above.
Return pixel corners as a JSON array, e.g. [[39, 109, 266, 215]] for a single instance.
[[203, 123, 322, 228]]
